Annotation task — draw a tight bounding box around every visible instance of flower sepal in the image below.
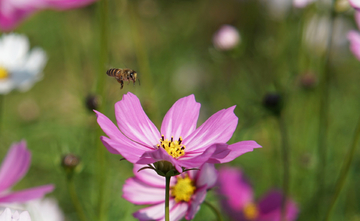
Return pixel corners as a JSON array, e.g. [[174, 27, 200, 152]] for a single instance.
[[153, 161, 180, 177]]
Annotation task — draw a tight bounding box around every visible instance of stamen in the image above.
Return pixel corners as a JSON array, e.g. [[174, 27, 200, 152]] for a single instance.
[[171, 175, 196, 202], [0, 67, 9, 80], [157, 135, 186, 158]]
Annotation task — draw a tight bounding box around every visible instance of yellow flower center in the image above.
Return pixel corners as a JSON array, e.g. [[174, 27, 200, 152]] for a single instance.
[[0, 67, 9, 80], [243, 202, 258, 220], [171, 175, 196, 202], [157, 135, 186, 158]]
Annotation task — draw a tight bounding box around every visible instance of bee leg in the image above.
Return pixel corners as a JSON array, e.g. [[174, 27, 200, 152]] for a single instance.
[[117, 79, 124, 89]]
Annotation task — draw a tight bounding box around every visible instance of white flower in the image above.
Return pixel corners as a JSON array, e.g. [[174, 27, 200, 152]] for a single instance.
[[0, 33, 47, 94], [24, 198, 64, 221], [0, 198, 64, 221], [0, 208, 31, 221]]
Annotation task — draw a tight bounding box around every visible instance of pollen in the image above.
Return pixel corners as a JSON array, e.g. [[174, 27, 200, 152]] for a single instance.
[[243, 202, 258, 220], [171, 176, 196, 202], [0, 67, 9, 80], [158, 135, 186, 158]]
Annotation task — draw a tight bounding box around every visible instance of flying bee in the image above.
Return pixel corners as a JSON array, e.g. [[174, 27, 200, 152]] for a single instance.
[[106, 68, 139, 89]]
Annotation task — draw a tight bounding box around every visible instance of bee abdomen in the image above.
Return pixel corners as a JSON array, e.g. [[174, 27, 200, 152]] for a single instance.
[[106, 68, 119, 77]]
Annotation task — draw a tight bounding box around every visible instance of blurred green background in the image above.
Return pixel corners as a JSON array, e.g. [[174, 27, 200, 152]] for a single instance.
[[1, 0, 360, 220]]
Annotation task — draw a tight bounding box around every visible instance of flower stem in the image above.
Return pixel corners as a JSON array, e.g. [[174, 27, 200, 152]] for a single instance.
[[277, 114, 290, 221], [66, 174, 87, 221], [204, 200, 223, 221], [316, 3, 336, 215], [323, 117, 360, 221], [165, 176, 171, 221]]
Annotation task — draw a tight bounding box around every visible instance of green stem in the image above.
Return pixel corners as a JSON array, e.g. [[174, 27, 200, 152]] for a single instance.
[[0, 95, 3, 139], [165, 176, 171, 221], [278, 114, 290, 221], [316, 3, 336, 214], [67, 174, 87, 221], [96, 0, 109, 220], [323, 117, 360, 221], [204, 200, 223, 221]]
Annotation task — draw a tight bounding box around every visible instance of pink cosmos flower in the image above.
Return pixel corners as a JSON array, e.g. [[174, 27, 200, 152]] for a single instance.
[[348, 12, 360, 61], [217, 167, 298, 221], [0, 0, 97, 31], [0, 141, 54, 204], [123, 163, 217, 221], [95, 92, 261, 173]]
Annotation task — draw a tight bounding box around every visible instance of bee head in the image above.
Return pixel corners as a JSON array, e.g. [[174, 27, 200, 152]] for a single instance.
[[130, 71, 138, 82]]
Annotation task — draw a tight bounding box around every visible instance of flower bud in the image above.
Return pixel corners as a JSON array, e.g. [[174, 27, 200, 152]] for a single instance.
[[262, 92, 283, 116], [61, 154, 80, 170], [299, 72, 318, 89], [153, 161, 180, 177], [85, 94, 100, 111]]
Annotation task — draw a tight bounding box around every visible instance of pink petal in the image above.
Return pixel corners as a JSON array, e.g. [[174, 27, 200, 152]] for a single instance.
[[207, 141, 261, 164], [178, 145, 216, 170], [122, 177, 165, 205], [348, 30, 360, 61], [0, 5, 38, 31], [356, 11, 360, 30], [184, 106, 238, 152], [95, 110, 152, 152], [132, 164, 167, 188], [257, 190, 299, 221], [218, 167, 253, 210], [185, 186, 207, 220], [169, 202, 188, 221], [0, 0, 96, 31], [133, 200, 176, 221], [114, 92, 160, 148], [94, 110, 124, 143], [0, 184, 54, 203], [160, 94, 200, 141], [0, 141, 30, 192], [195, 163, 218, 189], [349, 0, 360, 10], [100, 136, 147, 163], [137, 148, 182, 172]]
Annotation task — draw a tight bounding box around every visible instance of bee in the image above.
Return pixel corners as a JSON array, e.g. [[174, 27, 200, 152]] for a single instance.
[[106, 68, 139, 89]]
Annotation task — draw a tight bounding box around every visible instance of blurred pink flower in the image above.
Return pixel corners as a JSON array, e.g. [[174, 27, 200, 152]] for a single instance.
[[348, 12, 360, 60], [213, 25, 241, 51], [218, 167, 299, 221], [0, 0, 97, 31], [0, 141, 54, 204], [349, 0, 360, 10], [95, 92, 261, 173], [123, 163, 217, 221], [0, 208, 31, 221]]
